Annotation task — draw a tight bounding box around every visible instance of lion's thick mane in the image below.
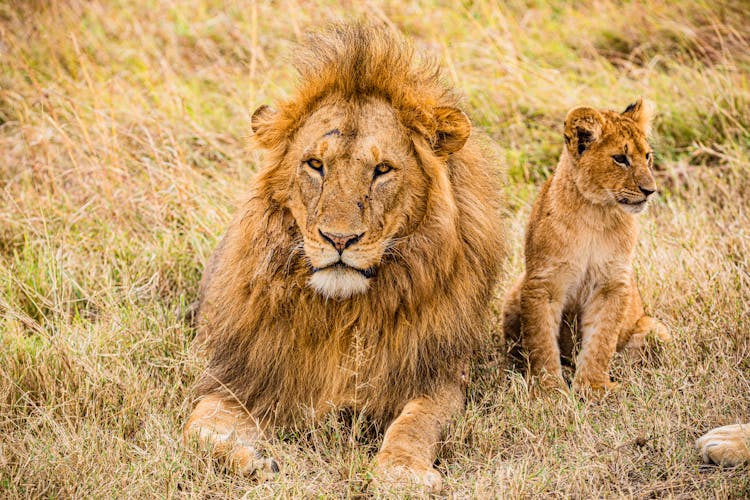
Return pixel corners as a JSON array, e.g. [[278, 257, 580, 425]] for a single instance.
[[194, 25, 505, 426]]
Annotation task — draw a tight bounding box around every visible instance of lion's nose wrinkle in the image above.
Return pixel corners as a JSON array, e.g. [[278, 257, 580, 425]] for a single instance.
[[319, 230, 363, 253]]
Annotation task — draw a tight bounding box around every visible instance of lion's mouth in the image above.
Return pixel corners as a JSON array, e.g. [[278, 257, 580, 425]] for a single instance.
[[312, 261, 377, 279], [617, 198, 647, 207]]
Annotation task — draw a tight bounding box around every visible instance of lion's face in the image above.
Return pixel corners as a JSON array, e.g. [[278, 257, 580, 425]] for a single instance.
[[287, 98, 427, 299], [252, 95, 473, 300], [564, 98, 657, 214]]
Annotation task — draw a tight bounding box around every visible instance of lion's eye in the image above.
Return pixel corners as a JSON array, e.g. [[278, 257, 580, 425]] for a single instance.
[[305, 158, 324, 174], [646, 152, 652, 161], [373, 162, 393, 178], [612, 154, 629, 167]]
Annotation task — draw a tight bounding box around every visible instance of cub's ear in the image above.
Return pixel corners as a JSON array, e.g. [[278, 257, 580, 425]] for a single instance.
[[564, 107, 604, 159], [622, 97, 655, 136], [432, 106, 471, 157], [251, 104, 281, 149]]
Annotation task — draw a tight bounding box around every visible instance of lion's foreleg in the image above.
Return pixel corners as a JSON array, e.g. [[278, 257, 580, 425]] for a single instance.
[[184, 393, 278, 475], [573, 282, 628, 394], [503, 276, 525, 365], [371, 383, 464, 493], [520, 277, 566, 391]]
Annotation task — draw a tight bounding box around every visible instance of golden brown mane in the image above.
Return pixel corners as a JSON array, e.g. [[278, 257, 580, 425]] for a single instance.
[[251, 23, 458, 150]]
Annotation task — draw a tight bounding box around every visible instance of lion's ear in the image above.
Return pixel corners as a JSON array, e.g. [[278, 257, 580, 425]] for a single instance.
[[564, 107, 604, 160], [432, 107, 471, 156], [251, 104, 280, 148], [622, 97, 655, 136]]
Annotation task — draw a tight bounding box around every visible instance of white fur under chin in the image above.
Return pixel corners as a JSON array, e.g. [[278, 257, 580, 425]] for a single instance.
[[620, 201, 649, 214], [308, 267, 370, 300]]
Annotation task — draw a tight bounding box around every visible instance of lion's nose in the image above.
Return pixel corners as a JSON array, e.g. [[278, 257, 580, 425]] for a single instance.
[[319, 230, 363, 253], [638, 185, 655, 197]]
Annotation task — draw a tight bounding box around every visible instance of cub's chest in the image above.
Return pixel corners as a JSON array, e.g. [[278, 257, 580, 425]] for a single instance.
[[565, 230, 634, 299]]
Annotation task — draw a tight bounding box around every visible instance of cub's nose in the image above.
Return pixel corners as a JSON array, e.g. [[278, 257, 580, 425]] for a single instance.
[[639, 186, 656, 197], [319, 230, 363, 253]]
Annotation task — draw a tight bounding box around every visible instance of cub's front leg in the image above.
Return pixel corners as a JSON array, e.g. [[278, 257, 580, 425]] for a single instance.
[[371, 383, 463, 493], [520, 277, 567, 391], [573, 281, 629, 394]]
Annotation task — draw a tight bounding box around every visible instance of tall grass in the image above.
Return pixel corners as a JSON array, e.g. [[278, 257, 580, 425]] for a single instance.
[[1, 0, 749, 496]]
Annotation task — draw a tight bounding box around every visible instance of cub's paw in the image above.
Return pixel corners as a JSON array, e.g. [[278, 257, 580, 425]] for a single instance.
[[696, 424, 750, 467], [571, 377, 620, 399], [625, 317, 672, 351], [530, 374, 569, 399], [371, 454, 442, 494], [649, 319, 672, 343]]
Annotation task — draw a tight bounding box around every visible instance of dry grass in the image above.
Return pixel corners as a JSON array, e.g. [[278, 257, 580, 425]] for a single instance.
[[1, 0, 749, 497]]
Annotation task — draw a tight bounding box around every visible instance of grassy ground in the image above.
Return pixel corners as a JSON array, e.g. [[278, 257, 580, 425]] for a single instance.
[[1, 0, 749, 497]]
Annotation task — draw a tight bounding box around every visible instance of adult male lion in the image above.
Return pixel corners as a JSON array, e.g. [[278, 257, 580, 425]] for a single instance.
[[184, 25, 505, 492]]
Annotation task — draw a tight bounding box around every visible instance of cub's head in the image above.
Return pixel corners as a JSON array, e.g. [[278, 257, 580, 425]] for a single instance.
[[249, 26, 471, 300], [563, 98, 657, 214]]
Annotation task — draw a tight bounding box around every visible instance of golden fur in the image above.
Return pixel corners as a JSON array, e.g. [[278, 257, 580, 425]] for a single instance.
[[184, 24, 505, 492], [696, 424, 750, 467], [503, 98, 671, 395]]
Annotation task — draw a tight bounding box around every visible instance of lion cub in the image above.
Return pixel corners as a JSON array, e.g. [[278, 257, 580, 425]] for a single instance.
[[504, 98, 671, 394]]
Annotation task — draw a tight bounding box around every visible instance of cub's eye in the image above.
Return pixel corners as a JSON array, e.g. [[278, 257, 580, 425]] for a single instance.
[[373, 162, 393, 178], [646, 151, 652, 161], [612, 154, 629, 167], [305, 158, 324, 174]]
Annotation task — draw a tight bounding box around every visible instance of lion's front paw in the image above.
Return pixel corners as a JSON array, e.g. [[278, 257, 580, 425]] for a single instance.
[[696, 424, 750, 467], [371, 455, 443, 494], [192, 428, 279, 479], [228, 442, 280, 478]]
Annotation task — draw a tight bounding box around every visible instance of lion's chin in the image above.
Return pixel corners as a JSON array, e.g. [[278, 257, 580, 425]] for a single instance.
[[618, 199, 649, 214], [308, 267, 370, 300]]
